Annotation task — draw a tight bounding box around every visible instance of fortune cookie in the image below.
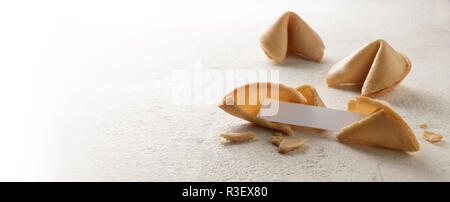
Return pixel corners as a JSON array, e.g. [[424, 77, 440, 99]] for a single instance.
[[218, 82, 326, 136], [336, 96, 419, 152], [260, 11, 325, 63], [326, 39, 411, 98]]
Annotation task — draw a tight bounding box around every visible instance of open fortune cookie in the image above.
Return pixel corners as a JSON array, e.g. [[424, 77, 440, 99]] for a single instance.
[[260, 11, 325, 63], [337, 96, 419, 152], [218, 82, 325, 136], [326, 39, 411, 98]]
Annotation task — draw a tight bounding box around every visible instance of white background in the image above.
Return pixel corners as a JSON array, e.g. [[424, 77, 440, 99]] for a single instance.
[[0, 0, 449, 181]]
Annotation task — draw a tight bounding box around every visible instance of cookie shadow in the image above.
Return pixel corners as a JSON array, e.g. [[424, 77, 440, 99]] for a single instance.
[[328, 85, 362, 94], [340, 142, 438, 180], [379, 85, 449, 114], [271, 54, 329, 70]]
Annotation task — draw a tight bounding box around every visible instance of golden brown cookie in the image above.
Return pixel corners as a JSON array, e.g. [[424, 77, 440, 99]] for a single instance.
[[326, 39, 411, 98], [218, 82, 326, 136], [260, 11, 325, 63], [336, 96, 419, 152]]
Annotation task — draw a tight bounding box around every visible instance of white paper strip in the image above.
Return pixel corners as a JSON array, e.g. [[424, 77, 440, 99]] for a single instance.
[[257, 99, 368, 131]]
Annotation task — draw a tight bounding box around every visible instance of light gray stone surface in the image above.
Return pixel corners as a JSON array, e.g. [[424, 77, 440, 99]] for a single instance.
[[0, 0, 449, 181]]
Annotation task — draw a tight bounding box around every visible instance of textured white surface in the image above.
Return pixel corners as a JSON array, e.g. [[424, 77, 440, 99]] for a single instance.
[[0, 0, 449, 181]]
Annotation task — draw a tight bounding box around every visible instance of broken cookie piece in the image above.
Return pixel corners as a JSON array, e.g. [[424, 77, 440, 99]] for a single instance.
[[220, 131, 255, 143], [336, 96, 420, 152], [271, 135, 284, 146], [422, 130, 443, 143], [419, 123, 428, 129], [278, 138, 307, 154], [218, 82, 326, 136], [260, 11, 325, 63]]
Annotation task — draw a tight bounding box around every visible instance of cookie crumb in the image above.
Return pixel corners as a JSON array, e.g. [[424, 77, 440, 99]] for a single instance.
[[278, 138, 307, 154], [271, 135, 284, 146], [419, 123, 428, 129], [220, 131, 255, 143], [422, 130, 443, 143]]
